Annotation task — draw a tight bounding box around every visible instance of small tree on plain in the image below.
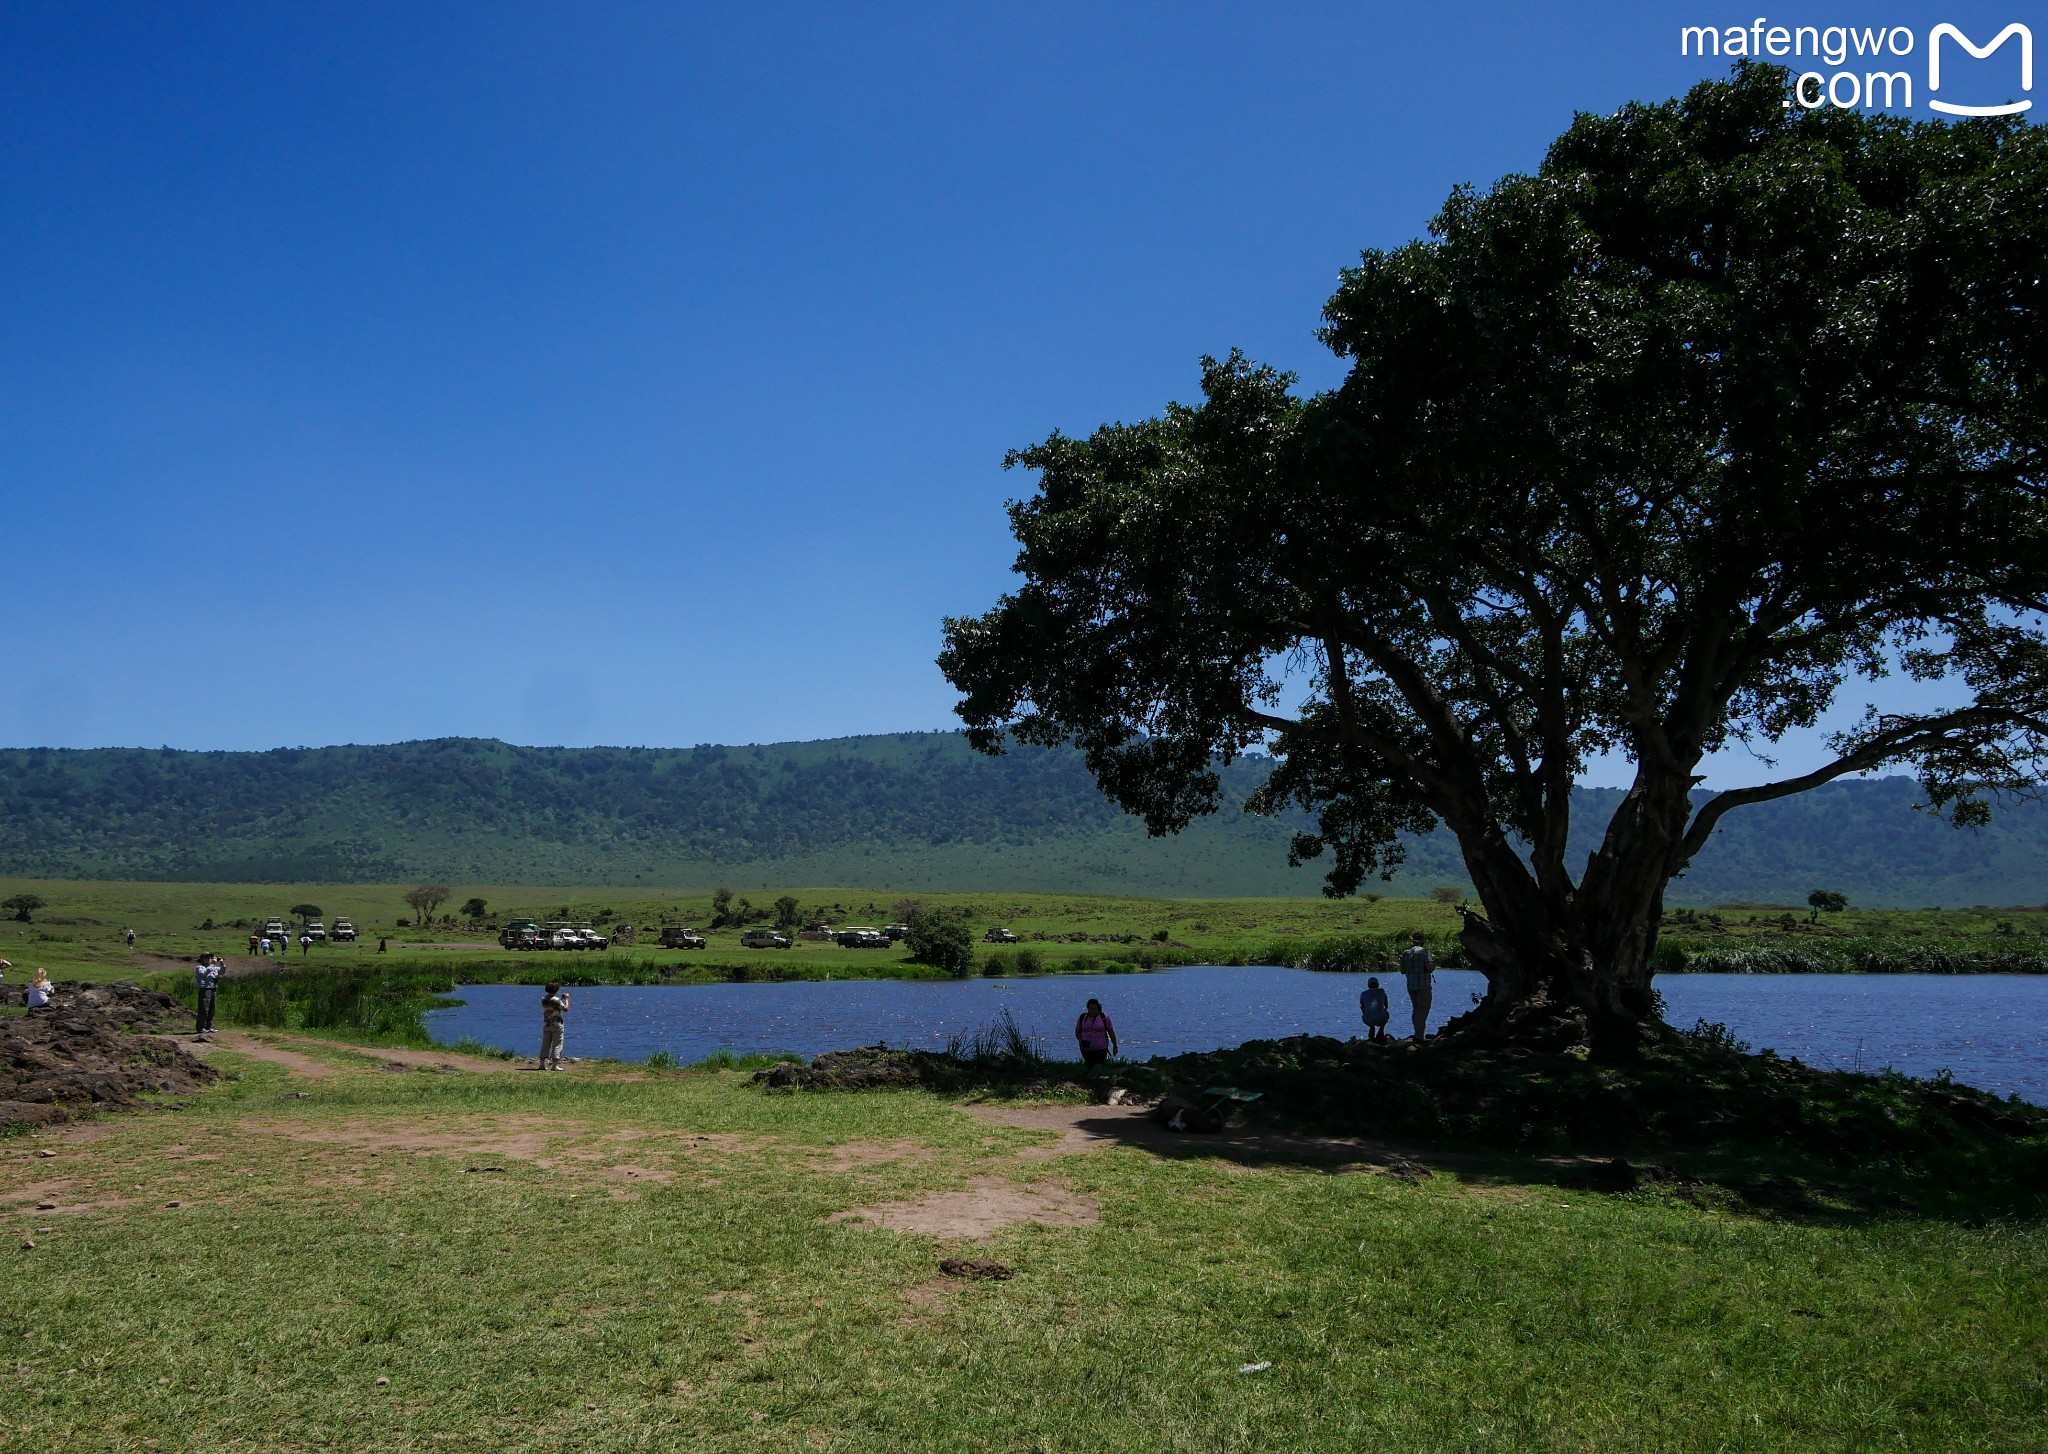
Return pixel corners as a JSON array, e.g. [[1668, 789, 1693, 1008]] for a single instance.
[[290, 903, 323, 922], [710, 888, 735, 928], [772, 895, 801, 929], [903, 904, 977, 977], [1429, 887, 1463, 905], [461, 897, 490, 922], [2, 893, 45, 923], [404, 884, 451, 925], [1807, 889, 1849, 922]]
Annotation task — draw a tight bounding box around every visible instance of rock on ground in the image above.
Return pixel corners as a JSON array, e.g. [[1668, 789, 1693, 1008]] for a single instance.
[[0, 983, 218, 1129]]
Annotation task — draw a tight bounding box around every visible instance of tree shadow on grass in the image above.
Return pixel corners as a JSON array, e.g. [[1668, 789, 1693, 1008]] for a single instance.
[[785, 1033, 2048, 1226]]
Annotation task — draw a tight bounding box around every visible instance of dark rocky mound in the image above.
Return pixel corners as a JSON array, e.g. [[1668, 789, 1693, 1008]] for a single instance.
[[0, 982, 218, 1128]]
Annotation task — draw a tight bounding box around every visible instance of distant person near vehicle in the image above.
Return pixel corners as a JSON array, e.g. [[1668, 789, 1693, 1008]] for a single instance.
[[126, 928, 136, 948], [248, 932, 260, 955], [1400, 933, 1434, 1038], [1359, 976, 1390, 1041], [193, 954, 221, 1037], [378, 936, 388, 954], [299, 933, 312, 957], [26, 968, 53, 1010], [539, 983, 569, 1070], [1075, 999, 1118, 1068]]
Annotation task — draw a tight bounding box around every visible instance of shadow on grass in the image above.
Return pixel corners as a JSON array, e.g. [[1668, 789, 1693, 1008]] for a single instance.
[[768, 1026, 2048, 1225]]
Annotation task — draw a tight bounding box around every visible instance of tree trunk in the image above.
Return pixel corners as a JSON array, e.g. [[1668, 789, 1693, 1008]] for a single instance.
[[1443, 770, 1694, 1048]]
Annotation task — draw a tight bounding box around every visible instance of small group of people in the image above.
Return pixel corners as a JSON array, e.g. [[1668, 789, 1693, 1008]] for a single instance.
[[1359, 932, 1436, 1040], [247, 933, 313, 956]]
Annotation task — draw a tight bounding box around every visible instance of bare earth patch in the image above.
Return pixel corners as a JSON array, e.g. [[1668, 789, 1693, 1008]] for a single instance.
[[823, 1139, 928, 1170], [827, 1177, 1099, 1237]]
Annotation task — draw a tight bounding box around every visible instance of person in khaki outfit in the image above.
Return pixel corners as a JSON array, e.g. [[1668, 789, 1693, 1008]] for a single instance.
[[539, 982, 569, 1070], [1400, 933, 1434, 1039]]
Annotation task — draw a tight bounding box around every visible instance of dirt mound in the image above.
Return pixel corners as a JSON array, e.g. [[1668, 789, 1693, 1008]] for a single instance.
[[0, 984, 219, 1128]]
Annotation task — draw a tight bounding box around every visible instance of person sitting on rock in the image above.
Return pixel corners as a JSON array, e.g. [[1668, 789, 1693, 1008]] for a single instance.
[[26, 968, 53, 1010], [1359, 976, 1391, 1041]]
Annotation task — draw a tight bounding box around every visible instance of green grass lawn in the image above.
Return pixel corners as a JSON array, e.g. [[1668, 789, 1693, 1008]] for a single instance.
[[3, 1046, 2043, 1452], [8, 876, 2048, 987]]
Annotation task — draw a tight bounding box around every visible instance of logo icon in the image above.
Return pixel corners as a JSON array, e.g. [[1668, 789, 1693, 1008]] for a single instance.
[[1928, 22, 2032, 115]]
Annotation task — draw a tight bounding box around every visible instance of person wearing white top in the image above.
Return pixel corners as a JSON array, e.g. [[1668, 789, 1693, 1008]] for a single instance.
[[26, 969, 54, 1009]]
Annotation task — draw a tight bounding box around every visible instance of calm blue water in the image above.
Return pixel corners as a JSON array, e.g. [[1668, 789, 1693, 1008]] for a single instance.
[[423, 967, 2048, 1105]]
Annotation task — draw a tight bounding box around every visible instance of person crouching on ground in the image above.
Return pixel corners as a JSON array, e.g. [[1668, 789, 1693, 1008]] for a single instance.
[[1400, 932, 1434, 1039], [539, 982, 569, 1070], [192, 954, 221, 1038], [1359, 976, 1390, 1041], [1075, 998, 1117, 1069]]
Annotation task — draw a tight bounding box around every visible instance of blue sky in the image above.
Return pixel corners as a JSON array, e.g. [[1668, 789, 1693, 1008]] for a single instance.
[[0, 2, 2024, 785]]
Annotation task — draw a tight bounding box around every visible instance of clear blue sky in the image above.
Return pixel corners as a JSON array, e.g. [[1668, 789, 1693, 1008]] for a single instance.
[[1, 2, 2016, 784]]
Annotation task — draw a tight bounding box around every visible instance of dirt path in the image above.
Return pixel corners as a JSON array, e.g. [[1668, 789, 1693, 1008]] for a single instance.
[[191, 1034, 529, 1078], [191, 1034, 343, 1078]]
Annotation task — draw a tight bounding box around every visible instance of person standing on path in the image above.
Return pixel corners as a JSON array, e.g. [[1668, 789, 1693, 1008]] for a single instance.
[[192, 955, 221, 1038], [1359, 976, 1391, 1041], [539, 982, 569, 1070], [126, 928, 136, 949], [1074, 998, 1118, 1068], [1400, 933, 1434, 1039]]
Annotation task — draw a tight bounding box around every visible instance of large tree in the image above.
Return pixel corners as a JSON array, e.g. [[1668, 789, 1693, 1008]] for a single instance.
[[940, 66, 2048, 1042]]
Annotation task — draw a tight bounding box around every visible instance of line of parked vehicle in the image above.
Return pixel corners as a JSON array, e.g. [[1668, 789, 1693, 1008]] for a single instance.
[[491, 918, 1022, 952], [259, 917, 358, 943]]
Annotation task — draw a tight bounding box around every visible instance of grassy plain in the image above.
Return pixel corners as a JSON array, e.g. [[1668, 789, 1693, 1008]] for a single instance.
[[4, 1043, 2045, 1453], [7, 877, 2048, 985]]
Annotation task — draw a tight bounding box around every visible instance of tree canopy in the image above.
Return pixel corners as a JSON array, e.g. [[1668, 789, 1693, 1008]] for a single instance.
[[941, 65, 2048, 1036]]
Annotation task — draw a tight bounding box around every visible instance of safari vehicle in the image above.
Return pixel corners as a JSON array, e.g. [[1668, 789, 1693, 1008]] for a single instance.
[[546, 922, 609, 951], [836, 927, 891, 949], [262, 919, 287, 941], [883, 923, 910, 942], [983, 926, 1018, 944], [659, 926, 707, 949], [304, 922, 327, 942], [740, 928, 791, 950], [499, 918, 542, 949], [331, 919, 358, 942]]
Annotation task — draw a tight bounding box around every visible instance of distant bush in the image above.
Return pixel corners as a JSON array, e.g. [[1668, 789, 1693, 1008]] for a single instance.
[[903, 904, 976, 977]]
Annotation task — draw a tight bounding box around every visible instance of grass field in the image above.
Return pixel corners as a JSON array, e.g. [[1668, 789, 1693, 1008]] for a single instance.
[[8, 877, 2048, 988], [4, 1040, 2045, 1453]]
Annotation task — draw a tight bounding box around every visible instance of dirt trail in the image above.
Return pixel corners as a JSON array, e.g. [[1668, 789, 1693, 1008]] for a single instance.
[[193, 1034, 526, 1078], [192, 1034, 343, 1078]]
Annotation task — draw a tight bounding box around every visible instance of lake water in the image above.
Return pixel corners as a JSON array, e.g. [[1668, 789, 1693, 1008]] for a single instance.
[[423, 966, 2048, 1105]]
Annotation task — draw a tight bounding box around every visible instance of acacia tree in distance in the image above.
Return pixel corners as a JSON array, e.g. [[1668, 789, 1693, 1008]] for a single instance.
[[939, 65, 2048, 1044], [404, 883, 451, 925]]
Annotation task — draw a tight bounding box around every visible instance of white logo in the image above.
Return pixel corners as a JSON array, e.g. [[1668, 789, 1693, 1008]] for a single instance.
[[1679, 19, 2033, 113], [1928, 23, 2032, 115]]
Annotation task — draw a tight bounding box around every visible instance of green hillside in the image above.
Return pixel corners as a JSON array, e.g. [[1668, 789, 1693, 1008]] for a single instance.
[[0, 734, 2044, 904]]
